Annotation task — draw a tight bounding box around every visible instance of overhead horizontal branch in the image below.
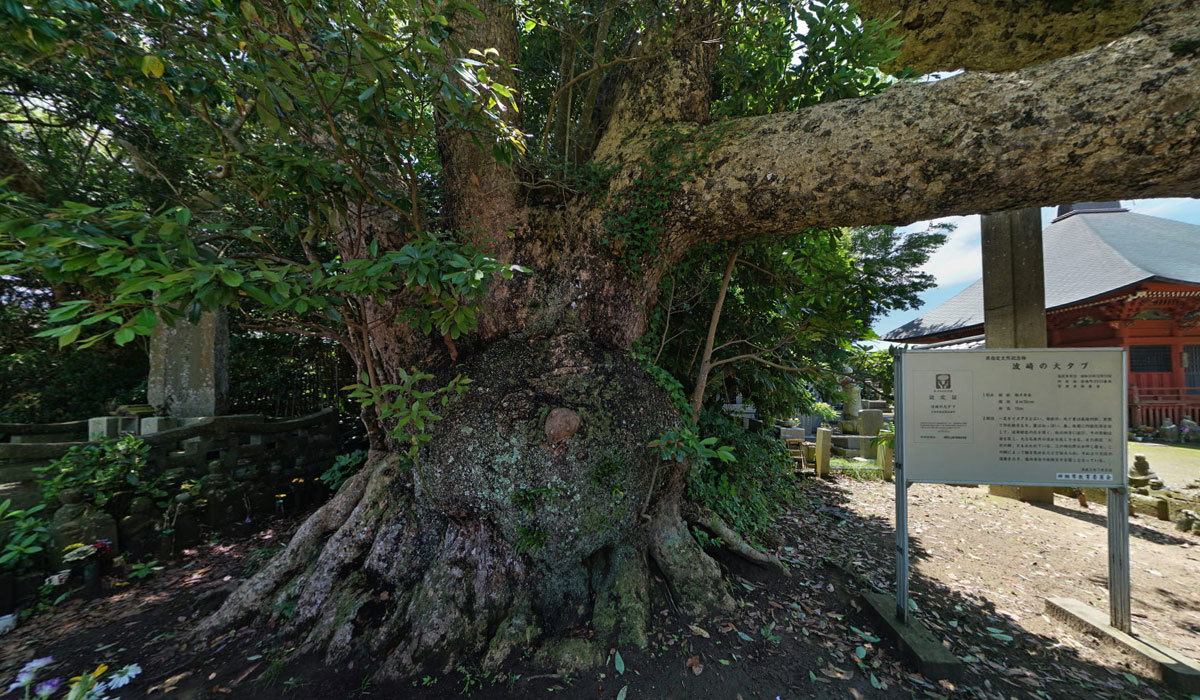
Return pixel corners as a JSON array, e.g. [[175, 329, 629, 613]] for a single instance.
[[666, 1, 1200, 244]]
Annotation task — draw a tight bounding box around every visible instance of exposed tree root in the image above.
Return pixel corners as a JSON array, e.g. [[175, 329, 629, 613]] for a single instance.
[[194, 457, 735, 679], [194, 334, 745, 678], [683, 501, 791, 577], [193, 461, 374, 639], [647, 474, 735, 618]]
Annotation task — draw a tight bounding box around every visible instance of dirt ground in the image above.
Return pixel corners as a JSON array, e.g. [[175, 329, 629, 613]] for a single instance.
[[836, 479, 1200, 661], [2, 477, 1197, 699]]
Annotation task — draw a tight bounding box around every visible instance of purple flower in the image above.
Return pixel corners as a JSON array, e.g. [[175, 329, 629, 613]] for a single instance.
[[33, 677, 64, 698], [8, 672, 32, 692], [21, 657, 54, 673]]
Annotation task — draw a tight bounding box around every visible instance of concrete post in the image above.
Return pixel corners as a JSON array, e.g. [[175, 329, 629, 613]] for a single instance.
[[982, 208, 1053, 503], [815, 427, 832, 478], [147, 311, 229, 418]]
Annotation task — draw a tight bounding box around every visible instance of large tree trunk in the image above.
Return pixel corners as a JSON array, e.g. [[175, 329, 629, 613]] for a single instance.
[[197, 329, 732, 675], [197, 0, 1200, 679]]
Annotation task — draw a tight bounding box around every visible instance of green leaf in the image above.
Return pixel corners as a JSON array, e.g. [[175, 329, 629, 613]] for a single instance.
[[614, 650, 625, 675], [114, 328, 135, 345], [141, 54, 165, 78], [58, 325, 81, 347], [220, 269, 244, 287], [358, 83, 379, 101], [615, 686, 627, 700]]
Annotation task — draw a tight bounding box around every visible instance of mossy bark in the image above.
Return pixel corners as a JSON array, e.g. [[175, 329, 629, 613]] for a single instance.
[[198, 332, 731, 677]]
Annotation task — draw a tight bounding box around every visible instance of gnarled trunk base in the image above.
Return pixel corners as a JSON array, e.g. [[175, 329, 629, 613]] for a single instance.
[[197, 331, 733, 677]]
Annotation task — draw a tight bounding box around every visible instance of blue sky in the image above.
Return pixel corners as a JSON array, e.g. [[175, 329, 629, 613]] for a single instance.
[[871, 198, 1200, 342]]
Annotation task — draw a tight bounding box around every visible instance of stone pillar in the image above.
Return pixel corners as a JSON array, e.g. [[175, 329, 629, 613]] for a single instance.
[[982, 208, 1053, 503], [982, 208, 1047, 349], [815, 427, 832, 478], [147, 311, 229, 417], [859, 409, 884, 459], [88, 416, 138, 439]]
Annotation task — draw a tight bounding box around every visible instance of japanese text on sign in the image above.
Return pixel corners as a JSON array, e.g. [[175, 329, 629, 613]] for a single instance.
[[898, 348, 1126, 487]]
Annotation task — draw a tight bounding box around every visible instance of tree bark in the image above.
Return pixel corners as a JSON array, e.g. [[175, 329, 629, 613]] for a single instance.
[[661, 0, 1200, 246], [857, 0, 1148, 73], [689, 249, 738, 421]]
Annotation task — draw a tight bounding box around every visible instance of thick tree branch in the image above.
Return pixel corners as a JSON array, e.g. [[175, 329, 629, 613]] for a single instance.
[[858, 0, 1146, 74], [668, 3, 1200, 243]]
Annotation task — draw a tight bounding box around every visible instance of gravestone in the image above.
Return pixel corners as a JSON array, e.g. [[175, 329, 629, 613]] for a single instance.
[[50, 488, 118, 565], [118, 497, 161, 559], [200, 459, 239, 528], [147, 311, 229, 417], [842, 382, 862, 419], [1182, 418, 1200, 443], [778, 426, 806, 441], [859, 409, 884, 459], [877, 431, 895, 481], [1129, 453, 1165, 492]]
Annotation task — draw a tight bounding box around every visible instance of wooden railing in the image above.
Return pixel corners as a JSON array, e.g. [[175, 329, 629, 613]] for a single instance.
[[1129, 386, 1200, 427]]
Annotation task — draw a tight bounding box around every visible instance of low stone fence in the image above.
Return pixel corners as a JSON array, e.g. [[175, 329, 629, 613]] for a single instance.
[[0, 410, 341, 612], [0, 410, 339, 508]]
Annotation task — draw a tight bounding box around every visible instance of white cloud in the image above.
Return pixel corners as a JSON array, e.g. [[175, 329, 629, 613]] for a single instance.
[[900, 215, 982, 287], [1124, 197, 1200, 225]]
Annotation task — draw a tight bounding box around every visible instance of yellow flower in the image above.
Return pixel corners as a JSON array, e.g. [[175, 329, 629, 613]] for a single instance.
[[92, 664, 109, 677]]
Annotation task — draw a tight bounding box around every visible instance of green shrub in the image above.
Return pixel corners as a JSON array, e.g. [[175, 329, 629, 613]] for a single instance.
[[0, 499, 50, 573], [687, 410, 797, 547], [34, 434, 172, 509], [320, 449, 368, 492], [810, 402, 839, 422]]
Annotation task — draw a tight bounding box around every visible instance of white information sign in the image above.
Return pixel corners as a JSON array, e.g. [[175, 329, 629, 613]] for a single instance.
[[898, 347, 1127, 487]]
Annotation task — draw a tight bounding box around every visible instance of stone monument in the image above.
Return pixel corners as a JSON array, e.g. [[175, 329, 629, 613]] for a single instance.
[[1129, 453, 1165, 492], [147, 311, 229, 417]]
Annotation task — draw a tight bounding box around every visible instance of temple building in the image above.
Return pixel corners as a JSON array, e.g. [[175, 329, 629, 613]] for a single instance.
[[885, 202, 1200, 428]]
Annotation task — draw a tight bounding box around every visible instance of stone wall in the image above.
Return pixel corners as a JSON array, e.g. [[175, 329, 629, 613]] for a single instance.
[[0, 410, 338, 509]]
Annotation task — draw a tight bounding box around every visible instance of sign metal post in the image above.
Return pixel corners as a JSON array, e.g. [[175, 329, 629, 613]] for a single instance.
[[1107, 487, 1131, 632], [892, 347, 908, 623]]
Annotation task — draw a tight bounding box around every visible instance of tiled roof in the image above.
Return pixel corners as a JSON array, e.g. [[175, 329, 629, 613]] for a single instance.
[[885, 209, 1200, 342]]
